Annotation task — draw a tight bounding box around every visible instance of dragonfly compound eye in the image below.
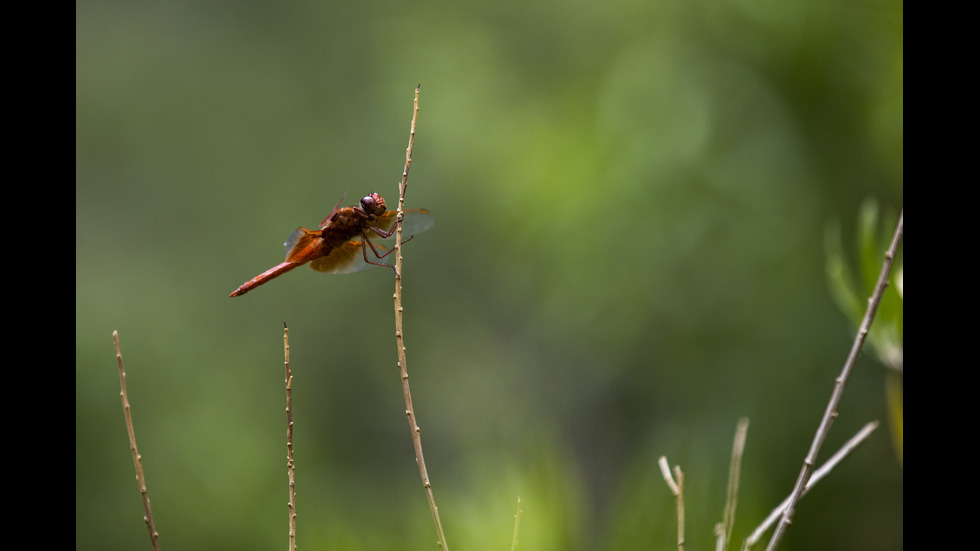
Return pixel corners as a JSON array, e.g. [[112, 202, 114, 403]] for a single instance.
[[361, 193, 386, 215]]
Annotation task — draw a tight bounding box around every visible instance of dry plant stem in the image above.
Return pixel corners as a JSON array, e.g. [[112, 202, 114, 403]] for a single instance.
[[510, 497, 523, 551], [283, 324, 297, 551], [659, 457, 685, 551], [113, 330, 161, 551], [717, 418, 749, 551], [658, 456, 679, 494], [392, 85, 449, 550], [766, 211, 902, 551], [674, 466, 685, 551], [743, 421, 878, 550]]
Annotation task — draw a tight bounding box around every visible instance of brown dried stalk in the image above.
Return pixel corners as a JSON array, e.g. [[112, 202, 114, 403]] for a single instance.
[[113, 330, 161, 551], [284, 323, 297, 551], [659, 456, 686, 551], [392, 85, 449, 550]]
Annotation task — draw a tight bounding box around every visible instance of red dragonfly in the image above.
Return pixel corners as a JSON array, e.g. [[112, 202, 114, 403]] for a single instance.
[[230, 193, 433, 297]]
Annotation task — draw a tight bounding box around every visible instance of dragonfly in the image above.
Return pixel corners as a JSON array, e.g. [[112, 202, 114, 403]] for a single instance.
[[230, 192, 433, 297]]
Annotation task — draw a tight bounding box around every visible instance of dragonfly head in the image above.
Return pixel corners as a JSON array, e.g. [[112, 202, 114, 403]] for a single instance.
[[360, 193, 387, 216]]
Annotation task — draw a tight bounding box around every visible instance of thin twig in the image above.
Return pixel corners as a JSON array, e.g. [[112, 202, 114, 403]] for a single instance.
[[659, 457, 685, 551], [510, 497, 523, 551], [284, 323, 297, 551], [659, 456, 679, 494], [766, 211, 901, 550], [674, 466, 685, 551], [113, 330, 161, 551], [392, 85, 449, 550], [716, 418, 749, 551], [743, 421, 879, 550]]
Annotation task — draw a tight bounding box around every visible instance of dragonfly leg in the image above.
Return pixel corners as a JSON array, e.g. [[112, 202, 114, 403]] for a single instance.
[[360, 234, 398, 272], [367, 216, 417, 247]]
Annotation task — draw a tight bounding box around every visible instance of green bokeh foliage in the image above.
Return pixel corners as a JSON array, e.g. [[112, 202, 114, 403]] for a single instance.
[[77, 1, 902, 549]]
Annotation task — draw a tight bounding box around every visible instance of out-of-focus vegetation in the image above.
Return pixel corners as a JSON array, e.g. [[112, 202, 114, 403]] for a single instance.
[[77, 1, 902, 549], [826, 201, 903, 466]]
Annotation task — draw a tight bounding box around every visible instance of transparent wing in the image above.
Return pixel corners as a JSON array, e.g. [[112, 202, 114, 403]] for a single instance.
[[308, 239, 393, 274], [371, 208, 435, 238], [307, 208, 433, 274]]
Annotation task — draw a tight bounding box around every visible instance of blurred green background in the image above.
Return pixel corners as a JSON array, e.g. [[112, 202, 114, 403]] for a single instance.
[[76, 0, 902, 549]]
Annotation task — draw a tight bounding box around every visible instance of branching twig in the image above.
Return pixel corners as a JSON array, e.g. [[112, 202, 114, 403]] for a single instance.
[[284, 323, 297, 551], [765, 211, 902, 550], [113, 330, 161, 551], [659, 457, 685, 551], [392, 85, 449, 550], [743, 421, 879, 550]]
